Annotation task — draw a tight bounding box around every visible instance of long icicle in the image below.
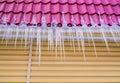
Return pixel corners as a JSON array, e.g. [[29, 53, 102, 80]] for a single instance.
[[109, 15, 119, 46], [99, 11, 110, 53], [90, 16, 98, 58], [24, 28, 28, 50], [55, 28, 59, 59], [71, 15, 76, 55], [38, 30, 41, 64], [61, 29, 66, 61], [71, 28, 76, 55], [101, 28, 110, 52], [14, 27, 19, 48], [1, 14, 8, 44], [5, 27, 11, 46], [76, 29, 81, 55], [79, 29, 86, 61], [60, 29, 63, 61], [88, 28, 98, 58]]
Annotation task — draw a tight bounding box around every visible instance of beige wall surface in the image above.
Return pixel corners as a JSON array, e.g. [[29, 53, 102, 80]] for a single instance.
[[0, 39, 120, 83]]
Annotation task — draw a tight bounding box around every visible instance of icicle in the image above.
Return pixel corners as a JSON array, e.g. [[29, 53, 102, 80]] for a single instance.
[[10, 15, 17, 29], [31, 13, 37, 48], [12, 15, 16, 24], [51, 19, 57, 28], [5, 26, 11, 46], [90, 16, 98, 58], [20, 13, 28, 49], [36, 29, 39, 60], [118, 17, 120, 24], [62, 12, 67, 28], [10, 15, 17, 43], [59, 29, 63, 61], [81, 16, 91, 46], [29, 28, 33, 45], [99, 12, 110, 52], [24, 28, 28, 49], [79, 29, 86, 61], [41, 12, 47, 28], [36, 29, 41, 64], [55, 29, 58, 59], [101, 28, 110, 52], [71, 15, 76, 55], [55, 29, 62, 60], [1, 14, 8, 45], [63, 14, 71, 49], [90, 16, 98, 28], [109, 15, 119, 46], [2, 14, 8, 25], [10, 15, 17, 34], [61, 12, 67, 60], [51, 19, 57, 56], [117, 18, 120, 37], [31, 13, 37, 26], [14, 26, 19, 48], [71, 15, 76, 27], [76, 29, 81, 54], [80, 16, 86, 61], [20, 13, 27, 28], [48, 29, 54, 54], [61, 29, 66, 61], [1, 19, 7, 43]]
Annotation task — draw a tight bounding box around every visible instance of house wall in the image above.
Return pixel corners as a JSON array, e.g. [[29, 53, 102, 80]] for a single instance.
[[0, 39, 120, 83]]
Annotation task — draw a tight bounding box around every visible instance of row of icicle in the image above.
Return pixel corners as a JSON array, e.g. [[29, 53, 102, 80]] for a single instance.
[[0, 12, 120, 63]]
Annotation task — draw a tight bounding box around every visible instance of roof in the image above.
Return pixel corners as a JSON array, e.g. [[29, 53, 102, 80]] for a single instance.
[[0, 0, 120, 26]]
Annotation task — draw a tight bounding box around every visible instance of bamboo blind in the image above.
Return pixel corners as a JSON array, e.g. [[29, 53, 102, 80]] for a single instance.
[[0, 39, 120, 83]]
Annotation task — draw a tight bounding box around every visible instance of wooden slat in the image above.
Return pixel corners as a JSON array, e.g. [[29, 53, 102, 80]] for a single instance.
[[0, 77, 26, 82], [0, 39, 29, 83], [31, 70, 120, 76], [31, 66, 120, 71], [30, 77, 120, 82]]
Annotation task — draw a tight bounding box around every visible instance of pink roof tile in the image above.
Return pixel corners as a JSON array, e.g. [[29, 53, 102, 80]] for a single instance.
[[95, 5, 105, 14], [7, 0, 15, 3], [68, 0, 76, 4], [101, 0, 109, 5], [77, 0, 85, 4], [33, 0, 41, 3], [0, 0, 119, 26], [51, 0, 59, 3], [6, 13, 13, 23], [4, 3, 15, 13], [51, 4, 59, 13], [60, 4, 69, 13], [69, 4, 78, 14], [108, 0, 118, 5], [60, 0, 68, 4], [0, 3, 5, 12], [42, 3, 51, 13], [86, 4, 96, 14], [43, 0, 51, 3], [36, 13, 41, 25], [78, 4, 87, 14], [85, 0, 93, 4], [93, 0, 101, 5], [32, 3, 41, 13], [23, 3, 33, 13], [25, 0, 33, 3]]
